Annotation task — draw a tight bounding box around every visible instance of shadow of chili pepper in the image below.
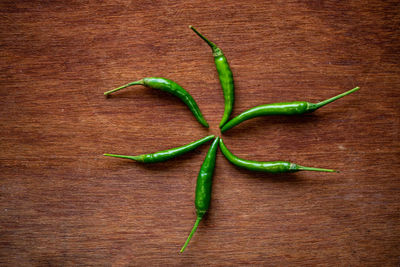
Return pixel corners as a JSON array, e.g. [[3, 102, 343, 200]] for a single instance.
[[225, 163, 305, 183]]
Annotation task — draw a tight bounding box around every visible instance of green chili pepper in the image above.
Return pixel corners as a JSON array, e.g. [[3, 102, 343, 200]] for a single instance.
[[104, 135, 214, 163], [180, 137, 219, 253], [104, 77, 209, 128], [219, 139, 337, 173], [189, 26, 234, 128], [221, 87, 360, 133]]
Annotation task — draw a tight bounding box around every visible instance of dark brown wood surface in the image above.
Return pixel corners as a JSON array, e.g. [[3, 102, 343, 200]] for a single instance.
[[1, 1, 399, 266]]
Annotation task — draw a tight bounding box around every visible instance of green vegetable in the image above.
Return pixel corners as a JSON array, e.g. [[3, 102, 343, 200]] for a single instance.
[[189, 26, 234, 128], [103, 26, 359, 253], [221, 87, 360, 132], [180, 137, 219, 253], [104, 77, 209, 128], [104, 135, 215, 163], [219, 139, 337, 173]]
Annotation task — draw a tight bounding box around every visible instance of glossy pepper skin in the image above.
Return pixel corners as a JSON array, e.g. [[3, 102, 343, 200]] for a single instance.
[[221, 87, 359, 132], [219, 139, 336, 173], [104, 77, 209, 128], [104, 135, 215, 163], [180, 137, 219, 253], [190, 26, 234, 128]]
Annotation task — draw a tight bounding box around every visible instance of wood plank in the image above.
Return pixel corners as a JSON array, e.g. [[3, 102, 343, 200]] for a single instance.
[[1, 0, 399, 265]]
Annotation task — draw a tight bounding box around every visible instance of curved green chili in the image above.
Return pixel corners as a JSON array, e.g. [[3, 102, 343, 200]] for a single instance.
[[104, 135, 215, 163], [221, 87, 360, 132], [219, 139, 337, 173], [189, 26, 234, 128], [104, 77, 209, 128], [180, 137, 219, 253]]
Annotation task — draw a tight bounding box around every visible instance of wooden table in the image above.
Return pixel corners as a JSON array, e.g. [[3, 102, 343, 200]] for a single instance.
[[1, 1, 399, 265]]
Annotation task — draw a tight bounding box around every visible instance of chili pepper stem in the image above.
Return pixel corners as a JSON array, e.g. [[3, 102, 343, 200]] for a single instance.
[[296, 165, 338, 172], [180, 216, 202, 253], [103, 153, 140, 161], [104, 80, 145, 95], [308, 87, 360, 111], [189, 25, 217, 50]]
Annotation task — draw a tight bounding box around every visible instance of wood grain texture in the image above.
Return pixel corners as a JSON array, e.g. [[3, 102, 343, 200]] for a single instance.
[[1, 0, 399, 266]]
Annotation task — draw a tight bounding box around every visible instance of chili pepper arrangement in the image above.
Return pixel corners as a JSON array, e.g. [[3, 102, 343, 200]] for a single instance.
[[104, 26, 360, 253]]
